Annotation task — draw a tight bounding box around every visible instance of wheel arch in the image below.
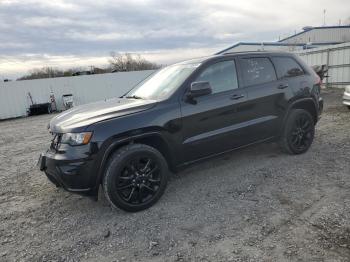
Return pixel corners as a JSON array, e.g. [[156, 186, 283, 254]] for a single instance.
[[286, 98, 318, 125], [95, 132, 176, 187]]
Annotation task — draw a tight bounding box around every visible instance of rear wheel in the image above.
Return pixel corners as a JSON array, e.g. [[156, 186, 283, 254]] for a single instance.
[[280, 109, 315, 154], [103, 144, 168, 212], [347, 105, 350, 110]]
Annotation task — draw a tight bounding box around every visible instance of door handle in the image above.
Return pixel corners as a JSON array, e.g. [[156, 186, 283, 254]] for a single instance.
[[277, 83, 289, 89], [230, 94, 245, 100]]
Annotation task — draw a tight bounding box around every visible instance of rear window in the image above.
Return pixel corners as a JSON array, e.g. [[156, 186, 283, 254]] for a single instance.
[[240, 57, 277, 86], [272, 57, 304, 78]]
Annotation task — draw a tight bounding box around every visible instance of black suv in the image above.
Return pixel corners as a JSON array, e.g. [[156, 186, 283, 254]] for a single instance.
[[38, 52, 323, 212]]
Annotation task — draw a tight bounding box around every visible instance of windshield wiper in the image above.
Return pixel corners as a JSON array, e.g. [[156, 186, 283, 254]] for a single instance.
[[125, 95, 143, 99]]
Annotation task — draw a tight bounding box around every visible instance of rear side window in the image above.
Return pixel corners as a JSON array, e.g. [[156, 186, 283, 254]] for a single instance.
[[240, 57, 277, 86], [272, 57, 304, 78], [195, 60, 238, 94]]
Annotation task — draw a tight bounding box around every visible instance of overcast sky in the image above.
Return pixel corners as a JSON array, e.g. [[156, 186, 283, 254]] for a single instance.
[[0, 0, 349, 78]]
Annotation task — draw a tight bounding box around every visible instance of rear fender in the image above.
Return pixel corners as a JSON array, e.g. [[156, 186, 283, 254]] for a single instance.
[[282, 98, 318, 130]]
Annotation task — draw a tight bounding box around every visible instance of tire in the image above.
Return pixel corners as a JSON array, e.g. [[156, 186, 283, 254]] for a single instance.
[[280, 109, 315, 154], [347, 106, 350, 110], [103, 144, 168, 212]]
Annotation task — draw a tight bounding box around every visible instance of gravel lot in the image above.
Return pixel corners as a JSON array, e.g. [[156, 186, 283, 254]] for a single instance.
[[0, 88, 349, 262]]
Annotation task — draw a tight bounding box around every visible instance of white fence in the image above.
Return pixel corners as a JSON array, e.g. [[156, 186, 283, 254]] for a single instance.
[[0, 70, 155, 120], [296, 42, 350, 87]]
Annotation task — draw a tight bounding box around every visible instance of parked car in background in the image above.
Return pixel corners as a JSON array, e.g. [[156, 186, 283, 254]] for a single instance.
[[343, 85, 350, 110], [38, 51, 323, 212]]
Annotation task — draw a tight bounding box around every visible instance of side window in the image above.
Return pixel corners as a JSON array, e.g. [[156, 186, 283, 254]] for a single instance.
[[272, 57, 304, 78], [195, 60, 238, 94], [240, 57, 277, 86]]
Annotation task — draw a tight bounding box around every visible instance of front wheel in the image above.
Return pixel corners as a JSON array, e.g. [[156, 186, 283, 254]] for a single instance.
[[103, 144, 168, 212], [280, 109, 315, 154]]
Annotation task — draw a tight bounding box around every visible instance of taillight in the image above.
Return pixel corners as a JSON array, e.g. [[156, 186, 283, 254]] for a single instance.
[[315, 75, 322, 86], [314, 75, 322, 94]]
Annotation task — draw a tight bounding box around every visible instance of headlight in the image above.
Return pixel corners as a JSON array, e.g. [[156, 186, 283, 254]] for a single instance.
[[61, 132, 93, 146]]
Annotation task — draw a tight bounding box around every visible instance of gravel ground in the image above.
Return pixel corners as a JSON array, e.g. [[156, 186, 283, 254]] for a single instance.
[[0, 88, 349, 262]]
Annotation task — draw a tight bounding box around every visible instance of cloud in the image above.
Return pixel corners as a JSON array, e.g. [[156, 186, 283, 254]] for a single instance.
[[0, 0, 349, 77]]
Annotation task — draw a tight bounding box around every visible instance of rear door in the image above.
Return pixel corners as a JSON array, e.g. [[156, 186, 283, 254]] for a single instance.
[[180, 59, 250, 162], [236, 55, 292, 142]]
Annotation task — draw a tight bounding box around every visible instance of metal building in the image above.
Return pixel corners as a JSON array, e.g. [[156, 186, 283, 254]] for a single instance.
[[216, 25, 350, 88], [296, 42, 350, 88], [279, 26, 350, 45], [217, 25, 350, 54], [217, 42, 326, 54]]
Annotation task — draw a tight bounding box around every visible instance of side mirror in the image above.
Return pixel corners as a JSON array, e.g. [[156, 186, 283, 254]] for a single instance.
[[187, 81, 212, 99]]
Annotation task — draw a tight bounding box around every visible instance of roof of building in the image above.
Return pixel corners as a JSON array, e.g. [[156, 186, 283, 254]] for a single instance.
[[216, 41, 337, 54], [278, 25, 350, 42]]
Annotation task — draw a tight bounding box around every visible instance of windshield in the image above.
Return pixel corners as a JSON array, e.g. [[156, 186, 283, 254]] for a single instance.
[[126, 63, 200, 100]]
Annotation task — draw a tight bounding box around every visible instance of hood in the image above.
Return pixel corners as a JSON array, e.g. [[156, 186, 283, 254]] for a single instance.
[[49, 98, 157, 133]]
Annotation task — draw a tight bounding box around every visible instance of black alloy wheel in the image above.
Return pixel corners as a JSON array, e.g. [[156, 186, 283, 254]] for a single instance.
[[116, 156, 161, 205], [280, 109, 315, 154], [289, 113, 314, 152], [103, 144, 168, 212]]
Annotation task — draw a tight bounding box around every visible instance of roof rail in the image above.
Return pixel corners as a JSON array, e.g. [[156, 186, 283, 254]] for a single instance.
[[221, 50, 274, 55]]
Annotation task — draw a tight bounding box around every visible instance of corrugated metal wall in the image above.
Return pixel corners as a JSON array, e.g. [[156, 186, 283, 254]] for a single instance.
[[296, 42, 350, 87], [0, 70, 155, 120], [281, 27, 350, 44]]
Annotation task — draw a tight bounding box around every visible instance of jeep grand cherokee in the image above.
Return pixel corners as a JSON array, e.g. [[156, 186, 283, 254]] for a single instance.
[[38, 52, 323, 212]]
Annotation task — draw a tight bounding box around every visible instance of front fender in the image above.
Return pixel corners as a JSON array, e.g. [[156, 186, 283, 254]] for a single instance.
[[93, 131, 174, 189]]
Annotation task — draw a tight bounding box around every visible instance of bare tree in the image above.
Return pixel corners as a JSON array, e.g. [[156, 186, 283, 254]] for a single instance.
[[109, 52, 161, 72], [17, 67, 65, 80], [16, 52, 158, 80], [17, 66, 110, 80]]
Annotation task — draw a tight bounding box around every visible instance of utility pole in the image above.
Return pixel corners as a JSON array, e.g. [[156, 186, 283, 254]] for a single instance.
[[323, 9, 326, 26]]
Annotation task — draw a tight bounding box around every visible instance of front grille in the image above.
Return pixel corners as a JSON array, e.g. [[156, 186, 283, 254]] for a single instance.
[[50, 133, 62, 150]]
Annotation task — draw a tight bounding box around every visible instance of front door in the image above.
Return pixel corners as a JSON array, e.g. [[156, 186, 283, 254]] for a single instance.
[[180, 59, 250, 162]]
